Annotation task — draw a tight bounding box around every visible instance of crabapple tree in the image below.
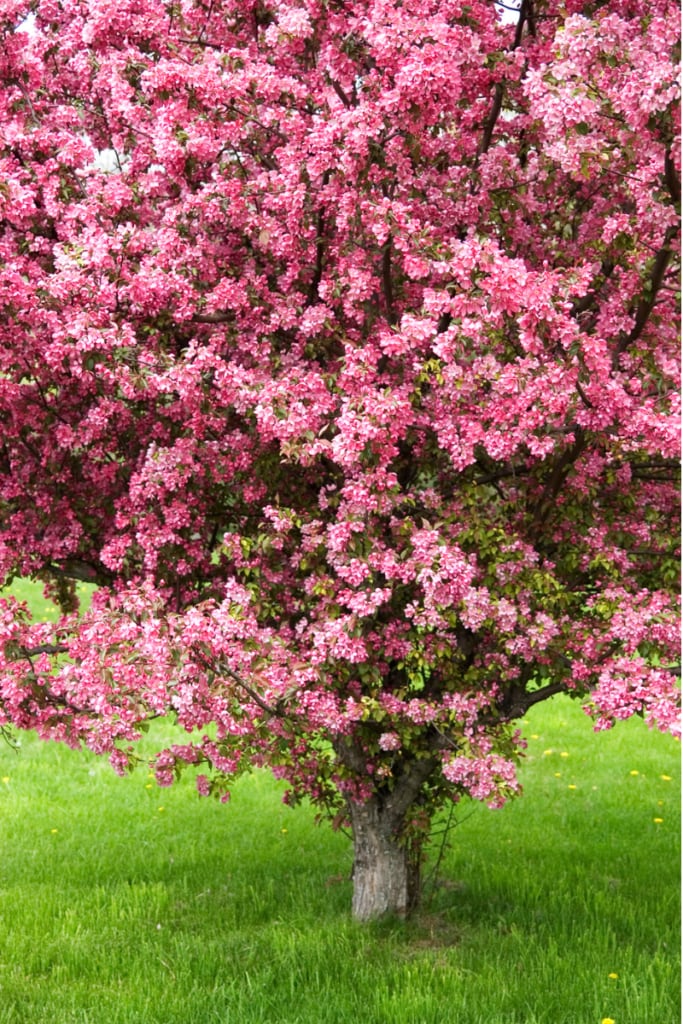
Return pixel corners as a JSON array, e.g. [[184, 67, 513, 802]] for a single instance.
[[0, 0, 679, 919]]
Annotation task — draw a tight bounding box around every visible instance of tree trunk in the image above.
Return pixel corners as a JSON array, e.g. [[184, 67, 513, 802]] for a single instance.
[[348, 797, 422, 921]]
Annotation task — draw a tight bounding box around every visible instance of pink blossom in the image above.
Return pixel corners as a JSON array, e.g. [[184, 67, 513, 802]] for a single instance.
[[378, 731, 401, 751], [196, 775, 211, 797]]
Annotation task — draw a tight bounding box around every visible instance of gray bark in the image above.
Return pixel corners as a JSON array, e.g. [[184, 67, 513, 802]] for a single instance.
[[348, 798, 422, 921], [335, 743, 438, 920]]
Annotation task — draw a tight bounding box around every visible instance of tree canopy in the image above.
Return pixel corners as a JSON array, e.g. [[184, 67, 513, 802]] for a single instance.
[[0, 0, 679, 917]]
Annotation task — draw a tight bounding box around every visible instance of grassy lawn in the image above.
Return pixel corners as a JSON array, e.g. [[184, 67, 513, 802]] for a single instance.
[[0, 581, 679, 1023]]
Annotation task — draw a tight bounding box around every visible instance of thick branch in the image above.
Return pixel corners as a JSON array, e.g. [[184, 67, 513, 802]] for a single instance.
[[571, 260, 615, 320], [384, 757, 439, 825], [306, 171, 331, 307], [431, 678, 569, 739], [466, 680, 568, 729], [478, 0, 532, 158], [48, 560, 111, 585], [499, 680, 568, 720], [381, 236, 397, 326], [192, 311, 236, 325], [612, 225, 679, 367], [664, 147, 681, 206], [631, 471, 680, 482], [532, 427, 586, 529], [19, 643, 69, 657], [479, 82, 505, 158]]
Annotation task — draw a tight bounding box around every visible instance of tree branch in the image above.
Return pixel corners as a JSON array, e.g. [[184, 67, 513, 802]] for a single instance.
[[478, 0, 532, 159], [18, 643, 69, 657], [306, 170, 331, 307], [664, 146, 681, 207], [501, 679, 568, 719], [381, 236, 397, 326], [192, 649, 282, 718], [384, 756, 439, 824], [479, 82, 505, 159], [612, 225, 679, 368], [471, 679, 569, 727], [571, 260, 616, 321], [48, 560, 111, 585], [532, 426, 586, 529], [327, 75, 354, 108], [192, 311, 236, 324]]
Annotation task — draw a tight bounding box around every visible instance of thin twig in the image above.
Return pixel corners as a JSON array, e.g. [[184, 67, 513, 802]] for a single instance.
[[192, 648, 282, 717]]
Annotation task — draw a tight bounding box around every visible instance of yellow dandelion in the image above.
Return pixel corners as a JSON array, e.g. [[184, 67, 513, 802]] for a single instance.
[[560, 751, 569, 758], [554, 772, 562, 777], [145, 784, 153, 789], [281, 828, 288, 834], [601, 1018, 616, 1024], [653, 817, 663, 824], [660, 774, 672, 781], [629, 770, 639, 776], [1, 776, 9, 784], [568, 784, 577, 790], [608, 973, 618, 980], [50, 828, 58, 834], [543, 749, 553, 756], [530, 733, 539, 739], [158, 807, 165, 813]]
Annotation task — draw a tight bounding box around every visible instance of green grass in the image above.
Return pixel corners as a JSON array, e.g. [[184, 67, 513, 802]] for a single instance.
[[0, 581, 679, 1023]]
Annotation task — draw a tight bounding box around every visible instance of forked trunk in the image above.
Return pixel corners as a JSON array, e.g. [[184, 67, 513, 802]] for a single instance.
[[348, 797, 422, 921]]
